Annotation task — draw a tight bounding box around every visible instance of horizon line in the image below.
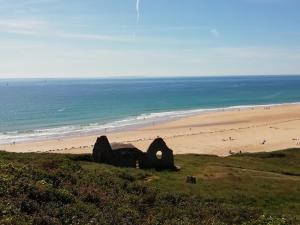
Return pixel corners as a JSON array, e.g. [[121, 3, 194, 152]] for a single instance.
[[1, 74, 300, 80]]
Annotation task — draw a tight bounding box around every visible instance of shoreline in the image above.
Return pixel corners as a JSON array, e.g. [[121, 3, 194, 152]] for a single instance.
[[1, 101, 300, 146], [1, 102, 300, 156]]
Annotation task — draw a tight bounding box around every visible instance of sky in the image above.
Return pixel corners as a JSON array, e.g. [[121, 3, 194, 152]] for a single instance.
[[0, 0, 300, 78]]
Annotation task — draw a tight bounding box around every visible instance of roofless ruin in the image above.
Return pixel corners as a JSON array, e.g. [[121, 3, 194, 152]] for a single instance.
[[93, 136, 179, 171]]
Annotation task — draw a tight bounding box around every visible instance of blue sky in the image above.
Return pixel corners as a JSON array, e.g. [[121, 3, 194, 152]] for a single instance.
[[0, 0, 300, 77]]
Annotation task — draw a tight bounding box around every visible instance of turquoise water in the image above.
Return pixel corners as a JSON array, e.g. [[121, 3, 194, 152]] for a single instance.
[[1, 76, 300, 144]]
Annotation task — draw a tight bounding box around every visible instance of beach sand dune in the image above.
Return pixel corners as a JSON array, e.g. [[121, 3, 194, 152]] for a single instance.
[[1, 104, 300, 156]]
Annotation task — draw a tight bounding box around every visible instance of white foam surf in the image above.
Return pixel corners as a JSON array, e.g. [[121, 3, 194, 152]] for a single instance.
[[0, 102, 299, 145]]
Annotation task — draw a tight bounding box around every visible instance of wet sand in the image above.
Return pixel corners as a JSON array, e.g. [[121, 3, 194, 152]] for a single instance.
[[1, 104, 300, 156]]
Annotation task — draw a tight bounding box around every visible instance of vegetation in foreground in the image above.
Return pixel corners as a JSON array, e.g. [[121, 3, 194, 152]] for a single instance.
[[0, 148, 299, 225]]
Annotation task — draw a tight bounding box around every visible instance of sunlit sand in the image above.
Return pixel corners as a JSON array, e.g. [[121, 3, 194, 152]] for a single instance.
[[2, 103, 300, 156]]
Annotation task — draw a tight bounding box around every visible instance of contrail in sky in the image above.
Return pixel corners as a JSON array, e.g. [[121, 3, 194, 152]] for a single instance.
[[136, 0, 140, 24]]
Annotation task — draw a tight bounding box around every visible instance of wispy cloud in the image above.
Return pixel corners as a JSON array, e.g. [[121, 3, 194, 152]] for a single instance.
[[0, 19, 44, 31], [55, 32, 134, 42], [0, 18, 216, 44], [0, 18, 134, 42], [213, 46, 300, 60], [210, 28, 220, 38], [136, 0, 140, 24]]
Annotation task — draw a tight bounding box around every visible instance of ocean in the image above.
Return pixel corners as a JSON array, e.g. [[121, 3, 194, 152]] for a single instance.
[[1, 76, 300, 144]]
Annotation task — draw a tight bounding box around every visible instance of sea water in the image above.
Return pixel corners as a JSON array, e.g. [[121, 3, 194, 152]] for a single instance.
[[1, 76, 300, 144]]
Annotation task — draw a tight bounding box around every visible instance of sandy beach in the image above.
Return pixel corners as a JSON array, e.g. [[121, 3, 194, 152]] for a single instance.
[[1, 103, 300, 156]]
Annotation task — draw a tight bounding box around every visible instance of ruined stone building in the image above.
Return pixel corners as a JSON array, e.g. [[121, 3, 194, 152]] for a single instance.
[[92, 136, 178, 170]]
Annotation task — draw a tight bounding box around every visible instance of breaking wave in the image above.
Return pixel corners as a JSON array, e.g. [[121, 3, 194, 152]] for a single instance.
[[0, 102, 299, 145]]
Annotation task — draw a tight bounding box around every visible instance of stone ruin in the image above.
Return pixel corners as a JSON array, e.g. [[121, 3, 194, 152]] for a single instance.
[[186, 176, 197, 184], [92, 136, 179, 171]]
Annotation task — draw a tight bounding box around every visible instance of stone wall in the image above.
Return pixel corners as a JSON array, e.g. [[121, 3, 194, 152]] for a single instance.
[[92, 136, 177, 170]]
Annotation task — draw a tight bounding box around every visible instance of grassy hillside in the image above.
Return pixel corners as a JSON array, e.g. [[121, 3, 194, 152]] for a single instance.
[[0, 149, 299, 225]]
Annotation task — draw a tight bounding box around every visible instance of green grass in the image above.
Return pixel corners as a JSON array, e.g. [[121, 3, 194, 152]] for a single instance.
[[155, 150, 300, 217], [0, 149, 299, 225]]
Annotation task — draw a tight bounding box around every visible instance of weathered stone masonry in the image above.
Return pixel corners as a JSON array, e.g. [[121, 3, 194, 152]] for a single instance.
[[92, 136, 178, 170]]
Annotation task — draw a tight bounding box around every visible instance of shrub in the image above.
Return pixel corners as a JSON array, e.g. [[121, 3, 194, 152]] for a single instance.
[[242, 215, 291, 225]]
